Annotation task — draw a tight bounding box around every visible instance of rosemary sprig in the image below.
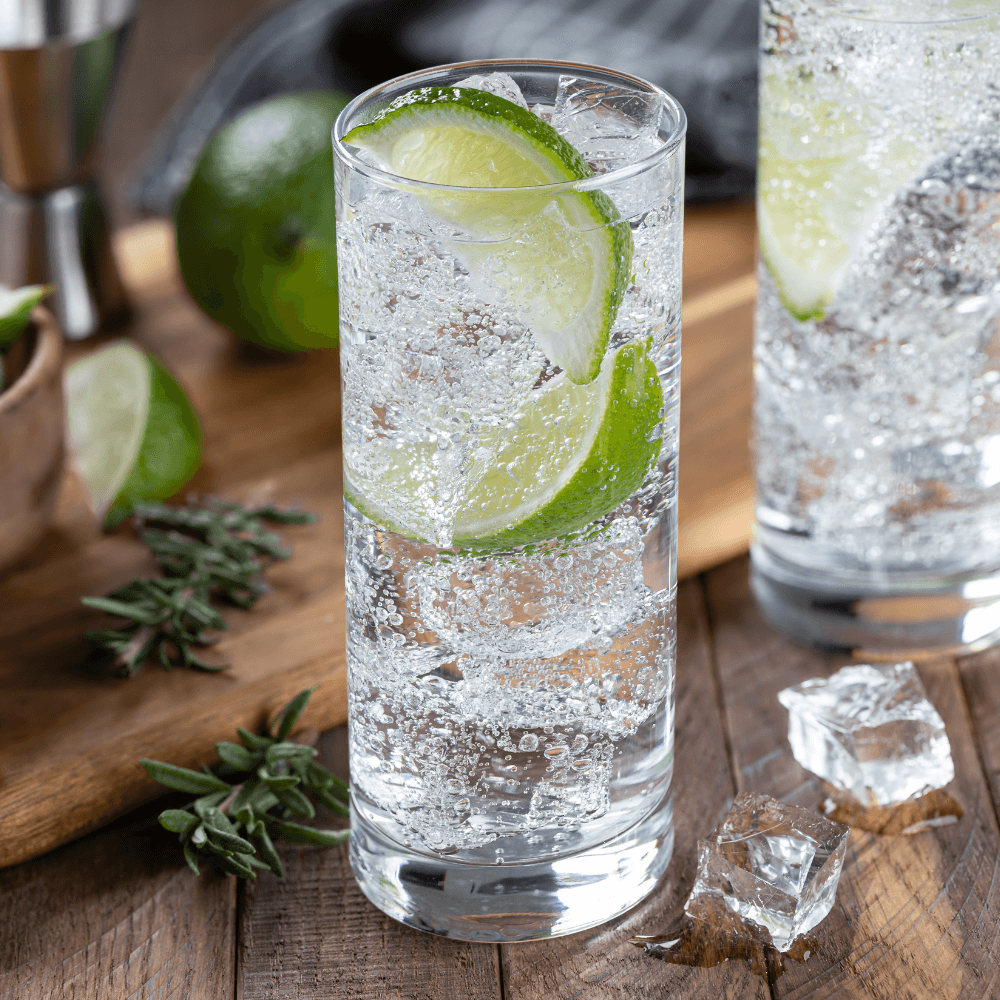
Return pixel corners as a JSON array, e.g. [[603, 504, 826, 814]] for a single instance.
[[142, 687, 349, 878], [83, 498, 316, 677]]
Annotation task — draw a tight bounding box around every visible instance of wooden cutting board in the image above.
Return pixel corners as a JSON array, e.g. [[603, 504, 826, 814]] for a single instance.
[[0, 203, 756, 868]]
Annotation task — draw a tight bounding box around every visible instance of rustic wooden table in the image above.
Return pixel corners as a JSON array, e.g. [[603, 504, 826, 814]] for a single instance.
[[7, 547, 1000, 999], [5, 3, 1000, 995]]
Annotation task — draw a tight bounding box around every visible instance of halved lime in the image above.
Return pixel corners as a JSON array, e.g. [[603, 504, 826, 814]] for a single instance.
[[758, 71, 926, 321], [0, 284, 49, 350], [65, 341, 202, 527], [346, 340, 663, 549], [342, 86, 633, 385]]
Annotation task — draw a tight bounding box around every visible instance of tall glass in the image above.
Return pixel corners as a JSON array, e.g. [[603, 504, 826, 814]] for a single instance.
[[333, 60, 685, 940], [752, 1, 1000, 657]]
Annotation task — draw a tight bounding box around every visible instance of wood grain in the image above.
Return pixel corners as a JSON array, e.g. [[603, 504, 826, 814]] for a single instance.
[[705, 556, 1000, 999], [236, 727, 504, 1000], [496, 579, 767, 1000], [0, 811, 237, 999]]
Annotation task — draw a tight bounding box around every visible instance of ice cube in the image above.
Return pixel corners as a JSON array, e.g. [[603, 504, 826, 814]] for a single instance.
[[549, 74, 664, 175], [454, 72, 529, 111], [685, 792, 849, 952], [778, 661, 954, 806]]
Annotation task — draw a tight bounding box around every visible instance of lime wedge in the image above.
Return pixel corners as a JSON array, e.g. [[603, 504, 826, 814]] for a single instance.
[[758, 71, 926, 321], [343, 86, 633, 385], [0, 284, 49, 350], [346, 339, 663, 549], [65, 341, 202, 528]]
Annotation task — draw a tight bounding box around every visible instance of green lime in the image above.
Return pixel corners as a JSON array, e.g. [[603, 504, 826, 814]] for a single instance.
[[65, 341, 202, 528], [175, 90, 351, 351], [346, 339, 663, 549], [0, 284, 49, 350], [343, 86, 633, 385], [758, 72, 925, 321]]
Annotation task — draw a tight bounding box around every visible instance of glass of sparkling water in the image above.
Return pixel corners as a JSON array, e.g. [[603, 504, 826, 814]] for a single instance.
[[752, 1, 1000, 657], [333, 60, 685, 941]]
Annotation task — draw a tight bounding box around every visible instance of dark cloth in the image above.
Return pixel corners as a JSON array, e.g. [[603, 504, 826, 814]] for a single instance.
[[132, 0, 758, 214]]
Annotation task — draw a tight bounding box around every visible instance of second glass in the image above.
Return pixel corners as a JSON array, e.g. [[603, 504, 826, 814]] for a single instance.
[[752, 0, 1000, 657], [334, 59, 685, 940]]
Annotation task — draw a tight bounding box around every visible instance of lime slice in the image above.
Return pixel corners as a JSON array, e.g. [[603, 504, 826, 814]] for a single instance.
[[343, 86, 633, 385], [0, 284, 49, 350], [346, 339, 663, 549], [65, 341, 202, 528], [758, 71, 926, 321]]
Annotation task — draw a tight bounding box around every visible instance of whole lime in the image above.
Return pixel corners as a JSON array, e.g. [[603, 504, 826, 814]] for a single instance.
[[175, 90, 351, 351]]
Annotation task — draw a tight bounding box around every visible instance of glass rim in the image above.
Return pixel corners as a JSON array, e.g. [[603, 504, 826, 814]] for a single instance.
[[332, 57, 686, 196], [813, 0, 999, 23]]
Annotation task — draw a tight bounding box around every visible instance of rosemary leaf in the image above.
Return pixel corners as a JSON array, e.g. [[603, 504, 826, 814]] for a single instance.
[[273, 686, 316, 740], [159, 810, 199, 835], [313, 787, 350, 818], [82, 498, 316, 676], [237, 727, 273, 751], [144, 688, 347, 879], [216, 741, 255, 770], [183, 840, 201, 874], [257, 767, 301, 792], [267, 818, 349, 847], [141, 759, 231, 794], [251, 824, 284, 877], [274, 786, 315, 819]]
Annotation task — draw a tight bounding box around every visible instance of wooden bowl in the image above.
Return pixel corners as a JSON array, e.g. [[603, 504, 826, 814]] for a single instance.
[[0, 306, 65, 572]]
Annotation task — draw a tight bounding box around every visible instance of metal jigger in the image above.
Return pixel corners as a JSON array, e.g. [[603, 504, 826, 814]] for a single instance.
[[0, 1, 134, 339]]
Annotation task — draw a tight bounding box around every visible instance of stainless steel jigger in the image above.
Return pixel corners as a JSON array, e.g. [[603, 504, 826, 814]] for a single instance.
[[0, 0, 134, 339]]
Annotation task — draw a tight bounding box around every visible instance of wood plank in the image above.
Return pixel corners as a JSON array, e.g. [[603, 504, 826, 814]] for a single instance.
[[0, 809, 237, 999], [705, 556, 1000, 998], [683, 202, 756, 299], [677, 201, 756, 580], [957, 646, 1000, 824], [497, 579, 768, 1000], [236, 729, 504, 1000]]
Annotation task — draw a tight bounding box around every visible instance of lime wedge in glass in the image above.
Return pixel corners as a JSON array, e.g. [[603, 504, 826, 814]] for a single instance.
[[342, 86, 633, 385], [758, 71, 926, 321], [347, 339, 663, 549], [65, 341, 202, 527]]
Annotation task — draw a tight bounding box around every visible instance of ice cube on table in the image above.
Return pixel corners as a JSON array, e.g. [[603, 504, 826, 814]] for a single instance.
[[778, 661, 954, 807], [454, 72, 529, 110], [685, 792, 849, 952], [549, 74, 664, 174]]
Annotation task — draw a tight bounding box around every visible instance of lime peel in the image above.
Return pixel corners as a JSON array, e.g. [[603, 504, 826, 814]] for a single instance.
[[343, 86, 633, 385], [0, 284, 50, 350], [65, 341, 202, 528], [454, 339, 663, 549], [345, 340, 663, 551]]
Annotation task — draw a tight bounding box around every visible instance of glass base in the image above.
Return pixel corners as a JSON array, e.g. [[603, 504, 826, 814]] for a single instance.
[[349, 794, 674, 942], [751, 542, 1000, 659]]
